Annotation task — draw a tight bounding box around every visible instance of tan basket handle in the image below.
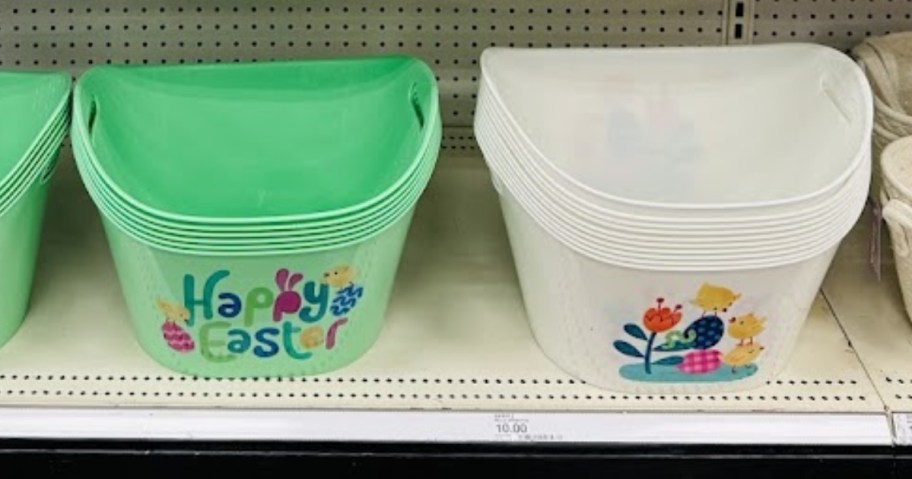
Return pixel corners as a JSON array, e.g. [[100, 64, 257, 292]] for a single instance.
[[882, 196, 912, 257], [854, 42, 904, 112]]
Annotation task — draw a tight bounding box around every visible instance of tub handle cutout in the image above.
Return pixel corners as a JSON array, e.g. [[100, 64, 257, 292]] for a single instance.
[[86, 96, 99, 140], [38, 134, 64, 184], [490, 172, 506, 195], [39, 102, 71, 184], [820, 77, 853, 125], [39, 148, 62, 184], [409, 83, 425, 129], [882, 196, 912, 257]]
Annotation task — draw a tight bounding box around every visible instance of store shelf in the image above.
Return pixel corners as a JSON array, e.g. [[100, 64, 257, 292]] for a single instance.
[[0, 0, 910, 473], [0, 129, 892, 446], [821, 204, 912, 444]]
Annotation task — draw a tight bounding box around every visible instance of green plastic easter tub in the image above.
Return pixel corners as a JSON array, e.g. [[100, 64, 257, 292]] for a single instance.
[[77, 118, 434, 376], [72, 56, 438, 228], [99, 203, 418, 377]]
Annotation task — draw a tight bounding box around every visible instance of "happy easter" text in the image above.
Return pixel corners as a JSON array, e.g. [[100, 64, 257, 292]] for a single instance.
[[171, 267, 362, 362]]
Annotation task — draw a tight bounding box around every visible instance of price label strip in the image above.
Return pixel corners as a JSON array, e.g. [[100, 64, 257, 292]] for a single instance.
[[479, 412, 890, 445], [491, 413, 564, 443]]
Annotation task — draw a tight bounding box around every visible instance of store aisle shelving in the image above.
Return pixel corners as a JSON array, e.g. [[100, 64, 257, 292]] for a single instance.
[[0, 130, 895, 446]]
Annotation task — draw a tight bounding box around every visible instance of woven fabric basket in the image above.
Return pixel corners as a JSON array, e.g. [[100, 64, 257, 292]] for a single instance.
[[852, 32, 912, 203], [880, 137, 912, 321]]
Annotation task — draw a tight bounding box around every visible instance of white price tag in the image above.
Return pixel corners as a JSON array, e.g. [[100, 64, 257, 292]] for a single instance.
[[491, 413, 564, 443], [893, 413, 912, 445]]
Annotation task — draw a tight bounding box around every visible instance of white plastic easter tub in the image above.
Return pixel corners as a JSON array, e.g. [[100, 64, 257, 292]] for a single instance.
[[491, 153, 869, 393], [479, 44, 873, 221]]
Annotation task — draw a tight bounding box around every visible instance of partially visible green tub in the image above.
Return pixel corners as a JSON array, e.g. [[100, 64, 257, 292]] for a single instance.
[[0, 151, 59, 347], [0, 71, 70, 349]]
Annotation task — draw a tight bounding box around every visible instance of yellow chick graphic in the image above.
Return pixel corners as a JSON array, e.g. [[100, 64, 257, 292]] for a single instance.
[[728, 313, 766, 346], [156, 298, 189, 323], [721, 343, 764, 373], [322, 265, 355, 288], [691, 283, 741, 315]]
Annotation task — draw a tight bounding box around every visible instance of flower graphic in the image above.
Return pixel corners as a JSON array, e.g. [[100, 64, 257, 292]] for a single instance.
[[613, 297, 685, 374], [642, 298, 682, 333]]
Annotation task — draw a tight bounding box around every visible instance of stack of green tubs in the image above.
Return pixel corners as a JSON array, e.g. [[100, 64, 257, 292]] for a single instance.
[[70, 57, 441, 377], [0, 71, 71, 348]]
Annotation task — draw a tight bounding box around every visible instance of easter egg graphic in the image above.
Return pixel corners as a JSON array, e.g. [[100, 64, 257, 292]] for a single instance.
[[157, 298, 194, 353], [331, 283, 364, 316], [683, 315, 725, 350], [162, 321, 194, 353], [677, 349, 722, 374]]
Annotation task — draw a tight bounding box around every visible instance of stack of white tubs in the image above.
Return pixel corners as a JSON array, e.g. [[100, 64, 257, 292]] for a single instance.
[[474, 44, 873, 394]]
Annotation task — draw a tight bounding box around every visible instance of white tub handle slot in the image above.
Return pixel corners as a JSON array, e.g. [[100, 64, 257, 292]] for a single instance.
[[820, 77, 854, 125], [490, 172, 506, 195]]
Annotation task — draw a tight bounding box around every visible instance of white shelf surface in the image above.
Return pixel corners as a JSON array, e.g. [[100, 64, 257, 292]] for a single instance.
[[821, 204, 912, 444], [0, 130, 894, 445]]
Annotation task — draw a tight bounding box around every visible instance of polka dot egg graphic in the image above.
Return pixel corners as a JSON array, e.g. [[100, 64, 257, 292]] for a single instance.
[[683, 315, 725, 350]]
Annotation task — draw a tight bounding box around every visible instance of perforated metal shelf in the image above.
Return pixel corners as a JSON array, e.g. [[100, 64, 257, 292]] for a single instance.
[[822, 207, 912, 440], [0, 131, 891, 445]]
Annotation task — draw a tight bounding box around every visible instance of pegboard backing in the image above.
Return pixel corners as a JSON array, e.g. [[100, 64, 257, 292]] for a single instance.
[[751, 0, 912, 50], [3, 1, 912, 123], [0, 0, 727, 126]]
